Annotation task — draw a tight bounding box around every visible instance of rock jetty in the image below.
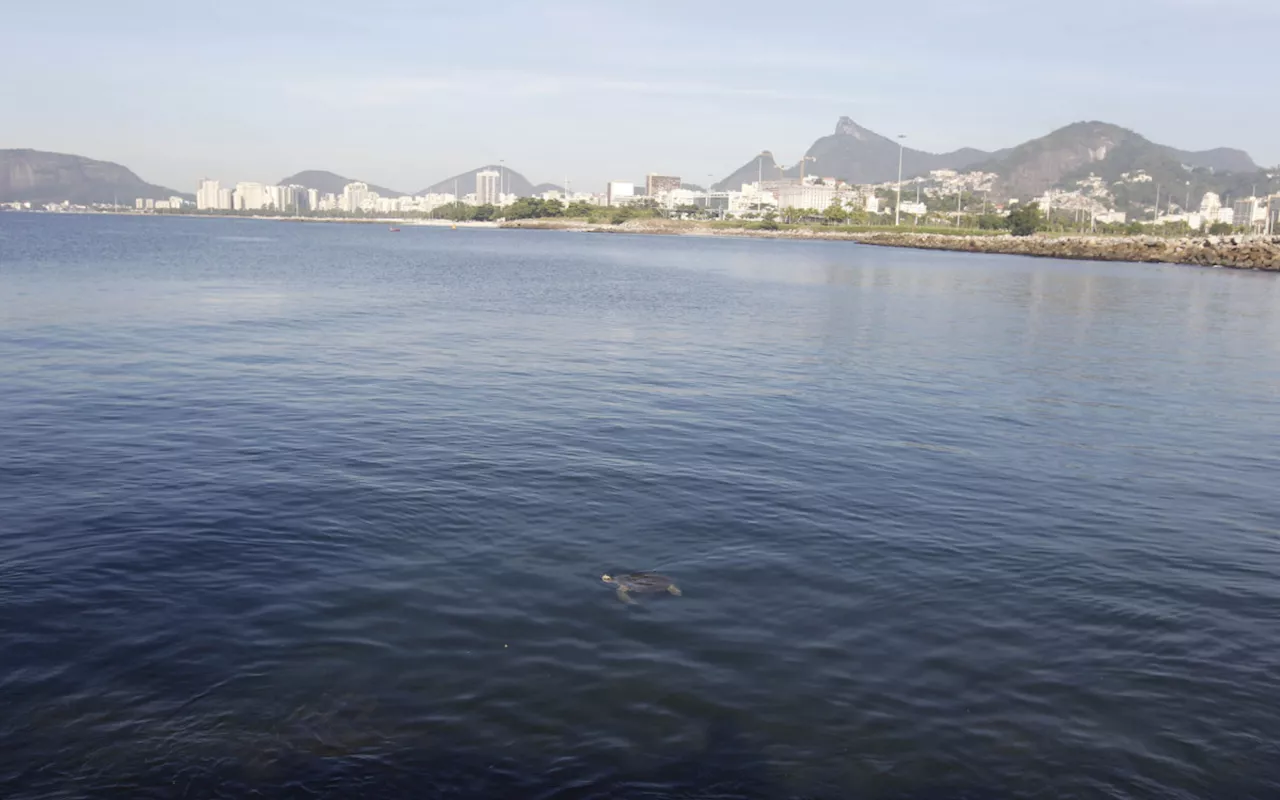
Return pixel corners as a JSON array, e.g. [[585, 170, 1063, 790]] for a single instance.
[[851, 232, 1280, 271], [501, 219, 1280, 271]]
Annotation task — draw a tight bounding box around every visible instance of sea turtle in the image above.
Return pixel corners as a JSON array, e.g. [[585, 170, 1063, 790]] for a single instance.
[[601, 572, 682, 604]]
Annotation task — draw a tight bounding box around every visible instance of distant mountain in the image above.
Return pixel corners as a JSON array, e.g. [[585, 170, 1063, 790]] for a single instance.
[[713, 152, 781, 191], [418, 165, 538, 197], [713, 118, 1008, 190], [714, 118, 1264, 210], [973, 121, 1264, 201], [1167, 146, 1257, 174], [0, 149, 188, 204], [799, 117, 1008, 184], [278, 170, 405, 197], [530, 182, 564, 195]]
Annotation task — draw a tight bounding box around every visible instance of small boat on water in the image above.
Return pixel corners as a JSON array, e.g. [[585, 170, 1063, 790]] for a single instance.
[[388, 226, 401, 232]]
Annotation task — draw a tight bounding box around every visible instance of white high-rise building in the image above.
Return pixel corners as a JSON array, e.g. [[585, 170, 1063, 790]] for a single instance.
[[196, 179, 222, 210], [233, 182, 270, 211], [307, 188, 319, 211], [1199, 192, 1222, 213], [217, 188, 232, 210], [341, 182, 370, 213], [475, 170, 500, 206], [606, 181, 635, 206]]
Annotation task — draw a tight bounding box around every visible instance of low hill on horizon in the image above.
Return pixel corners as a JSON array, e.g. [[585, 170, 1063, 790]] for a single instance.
[[418, 165, 538, 197], [277, 170, 405, 198], [0, 149, 188, 204]]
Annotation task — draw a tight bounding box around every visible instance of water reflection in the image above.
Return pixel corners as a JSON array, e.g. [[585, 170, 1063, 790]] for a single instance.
[[3, 215, 1280, 798]]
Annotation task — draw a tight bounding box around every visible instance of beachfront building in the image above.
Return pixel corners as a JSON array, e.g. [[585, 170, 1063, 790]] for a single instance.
[[606, 181, 635, 207], [233, 182, 271, 211], [196, 179, 225, 210], [341, 182, 371, 213], [475, 171, 500, 206], [775, 182, 851, 211]]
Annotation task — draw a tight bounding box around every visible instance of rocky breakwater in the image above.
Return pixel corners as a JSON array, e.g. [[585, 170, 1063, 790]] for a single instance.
[[852, 232, 1280, 271]]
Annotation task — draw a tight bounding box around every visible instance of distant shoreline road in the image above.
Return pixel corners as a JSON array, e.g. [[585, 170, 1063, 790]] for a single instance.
[[502, 218, 1280, 271]]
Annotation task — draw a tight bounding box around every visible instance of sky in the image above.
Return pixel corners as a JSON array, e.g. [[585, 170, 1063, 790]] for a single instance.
[[4, 0, 1277, 194]]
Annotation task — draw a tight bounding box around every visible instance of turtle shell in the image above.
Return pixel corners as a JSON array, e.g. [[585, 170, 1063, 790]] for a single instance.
[[613, 572, 676, 592]]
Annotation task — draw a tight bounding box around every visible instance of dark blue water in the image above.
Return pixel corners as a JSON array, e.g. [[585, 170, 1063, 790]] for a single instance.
[[2, 213, 1279, 799]]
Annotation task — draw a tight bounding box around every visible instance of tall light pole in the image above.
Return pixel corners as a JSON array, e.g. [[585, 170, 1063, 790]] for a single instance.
[[499, 159, 506, 205], [894, 134, 907, 226], [757, 151, 769, 215]]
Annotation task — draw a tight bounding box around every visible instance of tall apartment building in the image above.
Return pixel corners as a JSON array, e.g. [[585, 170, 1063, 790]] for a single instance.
[[196, 179, 222, 210], [341, 182, 370, 213], [475, 170, 500, 206], [645, 174, 681, 196], [233, 182, 270, 211]]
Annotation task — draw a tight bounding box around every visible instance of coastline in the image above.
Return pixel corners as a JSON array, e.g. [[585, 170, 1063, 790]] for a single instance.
[[501, 218, 1280, 271], [1, 210, 500, 228], [10, 211, 1276, 270]]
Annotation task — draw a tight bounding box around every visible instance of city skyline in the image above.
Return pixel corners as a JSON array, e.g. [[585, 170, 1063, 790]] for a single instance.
[[3, 0, 1278, 193]]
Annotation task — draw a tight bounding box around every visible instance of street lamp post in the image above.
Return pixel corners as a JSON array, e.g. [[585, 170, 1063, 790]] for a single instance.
[[756, 152, 770, 215], [894, 134, 907, 226]]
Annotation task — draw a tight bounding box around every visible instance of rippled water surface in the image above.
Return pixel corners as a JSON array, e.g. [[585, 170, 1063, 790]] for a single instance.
[[2, 213, 1279, 798]]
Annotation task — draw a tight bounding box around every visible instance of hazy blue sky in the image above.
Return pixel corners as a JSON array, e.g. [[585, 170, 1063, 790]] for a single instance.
[[4, 0, 1276, 193]]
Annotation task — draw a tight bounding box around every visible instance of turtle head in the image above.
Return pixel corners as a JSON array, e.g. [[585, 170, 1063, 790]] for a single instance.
[[601, 574, 615, 584]]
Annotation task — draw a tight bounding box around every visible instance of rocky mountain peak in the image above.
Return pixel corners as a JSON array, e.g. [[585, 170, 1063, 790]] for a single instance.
[[834, 117, 872, 140]]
